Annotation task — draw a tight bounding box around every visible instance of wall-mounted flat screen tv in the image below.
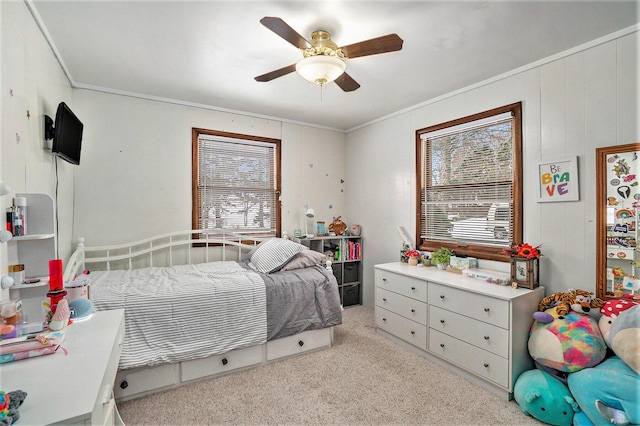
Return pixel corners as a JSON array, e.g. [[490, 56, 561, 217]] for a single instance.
[[52, 102, 83, 165]]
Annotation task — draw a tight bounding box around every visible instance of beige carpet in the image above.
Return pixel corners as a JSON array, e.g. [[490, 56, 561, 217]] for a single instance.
[[117, 306, 543, 425]]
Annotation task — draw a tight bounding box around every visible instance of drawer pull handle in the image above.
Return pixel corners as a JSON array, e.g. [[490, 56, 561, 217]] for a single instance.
[[383, 298, 387, 302], [222, 357, 228, 366], [298, 340, 305, 347], [440, 320, 445, 324], [411, 309, 416, 313], [383, 278, 387, 282], [484, 336, 490, 340], [484, 308, 490, 312], [411, 287, 416, 291], [120, 380, 129, 390], [410, 331, 415, 335], [440, 295, 445, 300], [484, 363, 489, 368], [382, 318, 387, 322], [440, 343, 445, 348]]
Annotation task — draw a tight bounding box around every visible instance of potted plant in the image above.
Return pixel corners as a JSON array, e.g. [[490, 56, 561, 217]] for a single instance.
[[431, 247, 453, 270]]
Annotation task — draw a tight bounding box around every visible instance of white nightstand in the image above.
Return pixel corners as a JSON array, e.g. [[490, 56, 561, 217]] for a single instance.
[[1, 309, 125, 425]]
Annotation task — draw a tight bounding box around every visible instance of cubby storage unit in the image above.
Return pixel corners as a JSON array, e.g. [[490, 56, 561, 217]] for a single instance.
[[295, 235, 362, 306], [374, 262, 544, 400]]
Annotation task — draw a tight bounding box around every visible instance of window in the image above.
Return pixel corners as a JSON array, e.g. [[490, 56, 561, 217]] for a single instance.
[[192, 128, 281, 237], [416, 103, 522, 261]]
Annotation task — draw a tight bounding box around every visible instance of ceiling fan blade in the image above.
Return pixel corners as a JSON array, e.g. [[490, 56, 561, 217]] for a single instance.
[[334, 73, 360, 92], [254, 64, 297, 82], [340, 34, 403, 59], [260, 17, 310, 49]]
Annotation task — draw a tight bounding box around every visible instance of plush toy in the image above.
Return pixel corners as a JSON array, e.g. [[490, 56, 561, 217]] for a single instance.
[[538, 288, 605, 316], [608, 304, 640, 374], [598, 298, 638, 347], [0, 389, 27, 426], [528, 307, 607, 375], [568, 356, 639, 425], [514, 369, 579, 426]]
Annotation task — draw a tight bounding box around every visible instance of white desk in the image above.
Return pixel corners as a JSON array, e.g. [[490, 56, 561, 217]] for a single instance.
[[0, 309, 125, 425]]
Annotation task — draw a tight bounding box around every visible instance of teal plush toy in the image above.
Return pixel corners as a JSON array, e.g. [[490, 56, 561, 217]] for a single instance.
[[514, 369, 580, 426]]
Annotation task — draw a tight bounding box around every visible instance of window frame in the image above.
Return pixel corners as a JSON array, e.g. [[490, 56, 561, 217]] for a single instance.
[[415, 102, 523, 262], [192, 128, 282, 237]]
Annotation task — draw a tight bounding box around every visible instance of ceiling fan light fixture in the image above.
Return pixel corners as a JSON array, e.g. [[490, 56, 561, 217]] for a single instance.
[[295, 55, 346, 85]]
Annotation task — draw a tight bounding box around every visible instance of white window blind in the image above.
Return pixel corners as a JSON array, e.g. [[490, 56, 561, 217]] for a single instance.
[[420, 113, 514, 248], [196, 134, 277, 235]]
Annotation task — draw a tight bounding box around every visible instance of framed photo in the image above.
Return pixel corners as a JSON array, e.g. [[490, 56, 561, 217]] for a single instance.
[[537, 156, 579, 202]]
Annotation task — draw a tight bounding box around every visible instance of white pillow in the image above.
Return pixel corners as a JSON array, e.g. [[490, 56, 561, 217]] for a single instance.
[[249, 238, 306, 273]]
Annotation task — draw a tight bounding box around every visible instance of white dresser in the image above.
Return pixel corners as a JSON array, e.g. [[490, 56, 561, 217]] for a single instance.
[[375, 262, 543, 400], [1, 309, 125, 425]]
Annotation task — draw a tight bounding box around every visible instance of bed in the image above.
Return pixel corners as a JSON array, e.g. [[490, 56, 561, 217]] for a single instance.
[[63, 230, 343, 401]]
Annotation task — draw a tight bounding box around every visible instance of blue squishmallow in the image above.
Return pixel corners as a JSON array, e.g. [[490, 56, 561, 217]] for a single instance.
[[568, 356, 639, 426]]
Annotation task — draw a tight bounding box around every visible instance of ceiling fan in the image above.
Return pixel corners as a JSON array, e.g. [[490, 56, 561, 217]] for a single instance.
[[255, 16, 403, 92]]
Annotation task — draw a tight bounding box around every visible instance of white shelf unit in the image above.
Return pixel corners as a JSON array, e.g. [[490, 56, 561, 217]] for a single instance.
[[8, 193, 57, 279], [295, 236, 362, 306], [605, 207, 638, 294]]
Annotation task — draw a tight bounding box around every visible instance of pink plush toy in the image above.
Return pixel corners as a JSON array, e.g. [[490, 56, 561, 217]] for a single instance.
[[598, 298, 638, 347]]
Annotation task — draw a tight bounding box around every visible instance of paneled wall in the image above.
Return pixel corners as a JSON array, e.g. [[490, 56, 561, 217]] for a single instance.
[[71, 90, 347, 245], [347, 30, 639, 307], [1, 1, 74, 301]]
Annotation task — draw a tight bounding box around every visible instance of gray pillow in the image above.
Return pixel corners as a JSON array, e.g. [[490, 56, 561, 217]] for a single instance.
[[249, 238, 306, 273], [280, 249, 326, 271]]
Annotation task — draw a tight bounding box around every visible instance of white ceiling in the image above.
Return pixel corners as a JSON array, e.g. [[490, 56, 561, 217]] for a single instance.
[[29, 1, 638, 131]]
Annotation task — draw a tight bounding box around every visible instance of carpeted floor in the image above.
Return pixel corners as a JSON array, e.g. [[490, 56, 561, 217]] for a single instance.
[[117, 305, 543, 425]]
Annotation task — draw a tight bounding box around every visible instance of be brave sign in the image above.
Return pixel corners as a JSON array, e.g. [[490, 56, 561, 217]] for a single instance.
[[537, 157, 580, 202]]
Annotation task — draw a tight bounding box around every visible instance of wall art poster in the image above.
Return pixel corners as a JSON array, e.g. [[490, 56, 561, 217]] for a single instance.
[[537, 156, 580, 202]]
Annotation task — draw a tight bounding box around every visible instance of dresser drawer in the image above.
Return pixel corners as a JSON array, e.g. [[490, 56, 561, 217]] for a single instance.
[[375, 307, 427, 350], [428, 283, 510, 328], [429, 330, 509, 388], [429, 306, 509, 357], [376, 287, 427, 325], [376, 270, 427, 302]]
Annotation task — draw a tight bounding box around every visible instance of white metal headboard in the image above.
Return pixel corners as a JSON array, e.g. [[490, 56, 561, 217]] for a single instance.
[[63, 230, 266, 282]]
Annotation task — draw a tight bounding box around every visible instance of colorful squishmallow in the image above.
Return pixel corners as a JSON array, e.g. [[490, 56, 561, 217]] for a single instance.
[[528, 308, 606, 373]]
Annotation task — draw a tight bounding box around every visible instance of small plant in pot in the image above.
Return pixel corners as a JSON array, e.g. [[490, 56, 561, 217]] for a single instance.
[[431, 247, 453, 270]]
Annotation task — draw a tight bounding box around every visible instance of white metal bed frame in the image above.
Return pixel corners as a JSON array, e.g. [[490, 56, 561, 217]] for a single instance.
[[62, 229, 337, 402]]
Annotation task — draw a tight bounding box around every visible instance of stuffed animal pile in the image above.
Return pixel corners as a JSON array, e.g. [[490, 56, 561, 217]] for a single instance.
[[514, 289, 639, 426]]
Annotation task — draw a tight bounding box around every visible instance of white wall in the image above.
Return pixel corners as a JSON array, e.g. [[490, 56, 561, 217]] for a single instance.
[[347, 30, 639, 307], [71, 90, 347, 245], [1, 1, 74, 302]]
